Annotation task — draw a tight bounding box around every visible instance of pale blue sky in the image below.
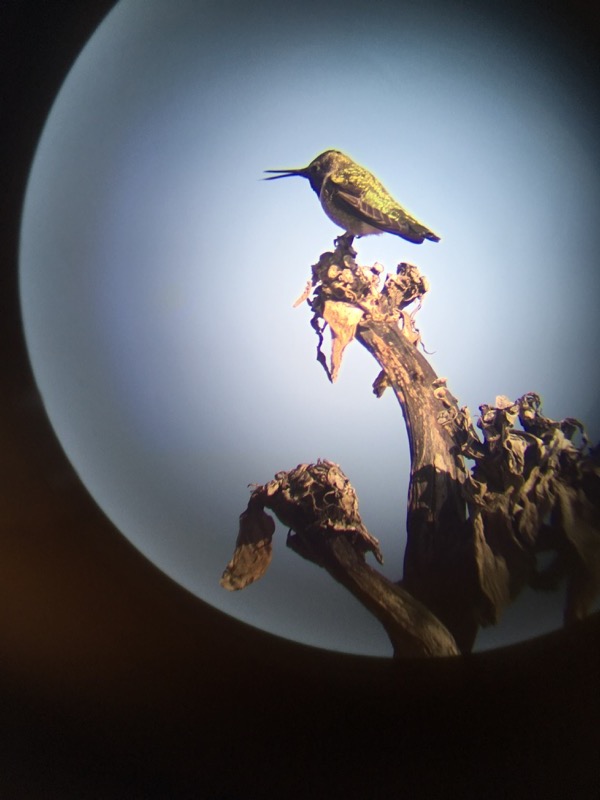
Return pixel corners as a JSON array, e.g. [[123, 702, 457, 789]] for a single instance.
[[20, 0, 600, 655]]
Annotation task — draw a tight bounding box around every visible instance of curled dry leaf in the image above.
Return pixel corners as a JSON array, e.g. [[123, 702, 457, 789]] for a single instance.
[[451, 394, 600, 625], [305, 238, 430, 384], [322, 300, 364, 382], [267, 461, 382, 552], [220, 503, 276, 591], [293, 279, 314, 308], [220, 460, 383, 594]]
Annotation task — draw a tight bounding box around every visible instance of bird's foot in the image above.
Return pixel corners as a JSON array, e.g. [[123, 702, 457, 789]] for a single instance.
[[334, 232, 355, 250]]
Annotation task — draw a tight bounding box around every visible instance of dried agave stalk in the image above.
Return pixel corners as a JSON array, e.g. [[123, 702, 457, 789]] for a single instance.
[[221, 237, 599, 657]]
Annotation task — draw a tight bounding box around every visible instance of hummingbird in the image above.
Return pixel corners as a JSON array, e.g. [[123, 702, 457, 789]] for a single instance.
[[264, 149, 440, 244]]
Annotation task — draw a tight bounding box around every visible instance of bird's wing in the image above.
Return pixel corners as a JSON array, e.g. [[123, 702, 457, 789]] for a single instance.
[[335, 189, 433, 244]]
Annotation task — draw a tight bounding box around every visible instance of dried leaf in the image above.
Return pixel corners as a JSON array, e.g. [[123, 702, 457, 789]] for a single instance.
[[553, 482, 600, 621], [322, 300, 364, 382], [220, 504, 275, 591], [471, 511, 512, 624], [458, 394, 600, 626], [293, 279, 314, 308]]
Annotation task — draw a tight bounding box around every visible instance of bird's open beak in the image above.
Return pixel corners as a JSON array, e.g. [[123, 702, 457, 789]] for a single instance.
[[263, 167, 309, 180]]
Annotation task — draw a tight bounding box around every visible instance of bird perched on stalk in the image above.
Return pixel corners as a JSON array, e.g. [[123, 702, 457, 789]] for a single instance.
[[264, 149, 440, 245]]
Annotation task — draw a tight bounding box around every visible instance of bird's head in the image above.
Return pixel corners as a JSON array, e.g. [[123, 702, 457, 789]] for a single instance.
[[264, 149, 347, 195]]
